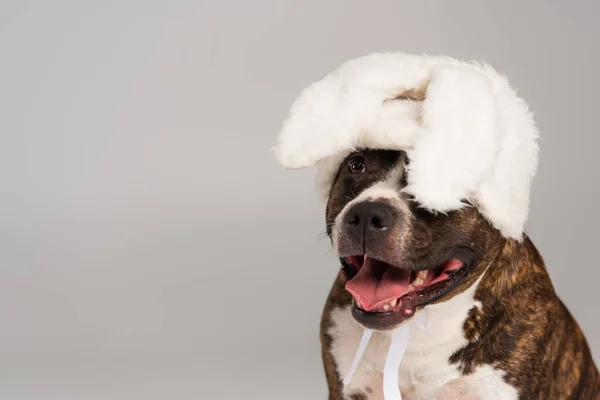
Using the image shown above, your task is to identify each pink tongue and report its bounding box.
[345,257,411,311]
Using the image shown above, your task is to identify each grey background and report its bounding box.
[0,1,598,399]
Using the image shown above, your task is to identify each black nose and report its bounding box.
[343,201,396,237]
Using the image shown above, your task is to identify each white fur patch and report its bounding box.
[327,279,518,399]
[272,53,539,240]
[331,162,409,255]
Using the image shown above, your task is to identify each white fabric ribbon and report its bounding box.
[343,309,430,400]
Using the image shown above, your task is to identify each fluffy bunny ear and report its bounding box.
[271,54,435,169]
[402,65,501,212]
[408,63,539,240]
[473,80,539,240]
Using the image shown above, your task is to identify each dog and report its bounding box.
[272,53,600,399]
[320,149,600,399]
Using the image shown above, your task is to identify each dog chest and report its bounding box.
[326,287,519,399]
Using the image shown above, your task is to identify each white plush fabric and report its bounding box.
[272,53,539,240]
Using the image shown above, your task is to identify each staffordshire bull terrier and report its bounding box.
[273,53,600,399]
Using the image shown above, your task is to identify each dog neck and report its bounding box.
[386,236,555,355]
[477,236,554,304]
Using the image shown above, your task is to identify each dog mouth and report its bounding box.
[341,254,470,329]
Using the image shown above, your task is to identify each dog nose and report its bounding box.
[344,201,396,236]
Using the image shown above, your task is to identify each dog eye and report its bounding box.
[348,156,366,174]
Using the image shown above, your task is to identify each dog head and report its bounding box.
[273,53,539,330]
[326,149,504,330]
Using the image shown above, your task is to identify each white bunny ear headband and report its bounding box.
[272,53,540,240]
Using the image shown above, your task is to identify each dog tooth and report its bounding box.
[413,277,424,286]
[408,284,415,292]
[390,299,398,307]
[418,270,428,279]
[383,304,390,311]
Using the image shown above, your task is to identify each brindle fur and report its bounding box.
[320,150,600,399]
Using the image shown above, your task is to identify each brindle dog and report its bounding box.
[320,149,599,399]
